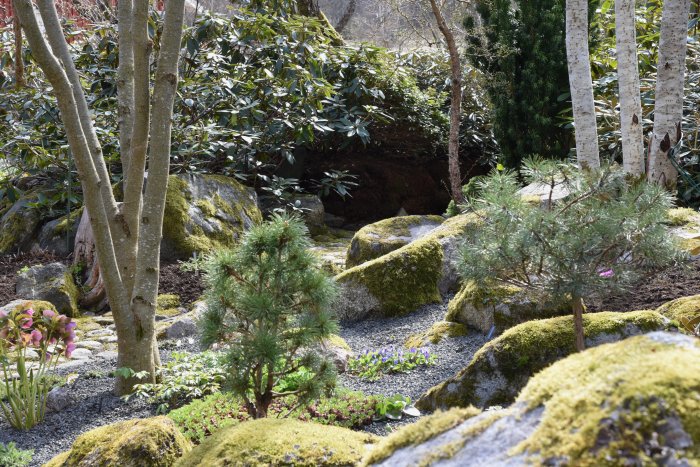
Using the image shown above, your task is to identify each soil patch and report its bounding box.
[158,261,205,307]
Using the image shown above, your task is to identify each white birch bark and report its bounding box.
[647,0,690,188]
[615,0,645,176]
[566,0,600,169]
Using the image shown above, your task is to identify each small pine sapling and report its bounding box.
[458,158,685,351]
[200,214,338,418]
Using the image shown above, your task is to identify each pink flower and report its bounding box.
[25,309,34,316]
[30,330,43,346]
[66,322,77,331]
[20,318,33,329]
[0,310,7,319]
[42,310,56,318]
[65,342,76,358]
[599,269,614,278]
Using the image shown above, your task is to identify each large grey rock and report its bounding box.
[0,198,42,254]
[162,174,263,260]
[164,317,198,339]
[46,386,73,412]
[15,263,79,316]
[35,209,82,257]
[368,332,700,466]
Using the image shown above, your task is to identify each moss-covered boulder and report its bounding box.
[368,332,700,466]
[404,321,469,348]
[0,198,42,254]
[445,281,569,334]
[176,418,377,466]
[35,208,84,257]
[416,310,671,412]
[156,294,183,319]
[656,294,700,326]
[333,214,479,320]
[15,263,79,317]
[0,299,57,316]
[310,233,353,276]
[667,207,700,227]
[162,174,262,260]
[346,215,444,268]
[44,417,191,467]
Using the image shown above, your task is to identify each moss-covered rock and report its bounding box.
[0,198,42,254]
[369,332,700,466]
[175,418,377,466]
[445,280,569,334]
[36,207,84,257]
[156,294,183,318]
[44,417,191,467]
[162,174,262,260]
[346,215,444,268]
[333,214,480,321]
[310,234,353,276]
[416,310,671,412]
[15,263,80,317]
[667,207,700,226]
[656,294,700,326]
[0,299,57,316]
[404,321,469,348]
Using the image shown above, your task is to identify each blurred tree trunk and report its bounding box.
[616,0,644,176]
[647,0,691,188]
[565,0,600,169]
[297,0,319,16]
[12,13,24,88]
[429,0,464,204]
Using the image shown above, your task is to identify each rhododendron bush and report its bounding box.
[0,304,76,429]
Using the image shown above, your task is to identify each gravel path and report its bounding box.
[0,340,201,467]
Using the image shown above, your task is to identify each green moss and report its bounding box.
[516,334,700,465]
[0,208,30,253]
[405,321,469,348]
[363,407,481,466]
[157,294,181,310]
[680,237,700,255]
[4,300,57,315]
[337,236,444,317]
[54,207,84,235]
[176,418,377,467]
[73,316,101,333]
[58,271,80,317]
[195,200,216,218]
[667,207,700,227]
[417,310,670,411]
[45,417,191,467]
[346,215,444,268]
[656,294,700,325]
[326,334,351,351]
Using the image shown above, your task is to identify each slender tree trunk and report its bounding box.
[647,0,691,188]
[572,295,585,351]
[616,0,644,176]
[429,0,464,204]
[566,0,600,169]
[12,13,24,88]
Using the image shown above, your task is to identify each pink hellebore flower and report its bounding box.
[30,330,43,346]
[599,269,614,278]
[0,310,7,319]
[42,309,56,318]
[20,317,33,329]
[25,309,34,316]
[65,342,77,358]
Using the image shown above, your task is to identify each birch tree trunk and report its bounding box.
[13,0,186,395]
[647,0,691,188]
[616,0,645,176]
[566,0,600,169]
[429,0,464,204]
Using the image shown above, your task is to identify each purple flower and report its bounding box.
[30,330,42,346]
[599,269,614,278]
[25,309,34,316]
[42,309,56,318]
[0,310,7,319]
[65,342,76,358]
[66,322,77,331]
[20,318,33,329]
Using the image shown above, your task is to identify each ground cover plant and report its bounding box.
[0,442,32,467]
[458,158,685,350]
[348,346,437,381]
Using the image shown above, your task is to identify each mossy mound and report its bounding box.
[445,280,569,334]
[369,332,700,466]
[416,310,671,412]
[334,214,480,321]
[667,207,700,227]
[310,235,352,276]
[363,407,481,466]
[157,294,183,318]
[405,321,469,348]
[175,418,377,467]
[346,215,444,268]
[162,174,262,260]
[44,417,191,467]
[656,294,700,326]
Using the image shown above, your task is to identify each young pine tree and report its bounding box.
[458,159,685,351]
[200,214,338,418]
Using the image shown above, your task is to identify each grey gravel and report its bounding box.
[0,339,202,467]
[338,296,488,436]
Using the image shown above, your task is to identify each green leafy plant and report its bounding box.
[0,305,76,430]
[374,394,419,421]
[200,214,338,418]
[0,442,33,467]
[348,346,437,381]
[125,351,227,413]
[458,159,685,351]
[310,170,359,200]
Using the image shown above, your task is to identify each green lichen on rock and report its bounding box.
[335,237,443,320]
[176,418,377,467]
[362,407,481,466]
[54,207,84,235]
[373,332,700,466]
[346,215,444,268]
[416,310,671,411]
[44,417,191,467]
[162,174,262,259]
[405,321,469,348]
[0,198,41,254]
[667,207,700,227]
[655,294,700,326]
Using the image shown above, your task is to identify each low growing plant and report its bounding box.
[0,442,33,467]
[348,346,437,381]
[0,305,76,430]
[374,394,420,421]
